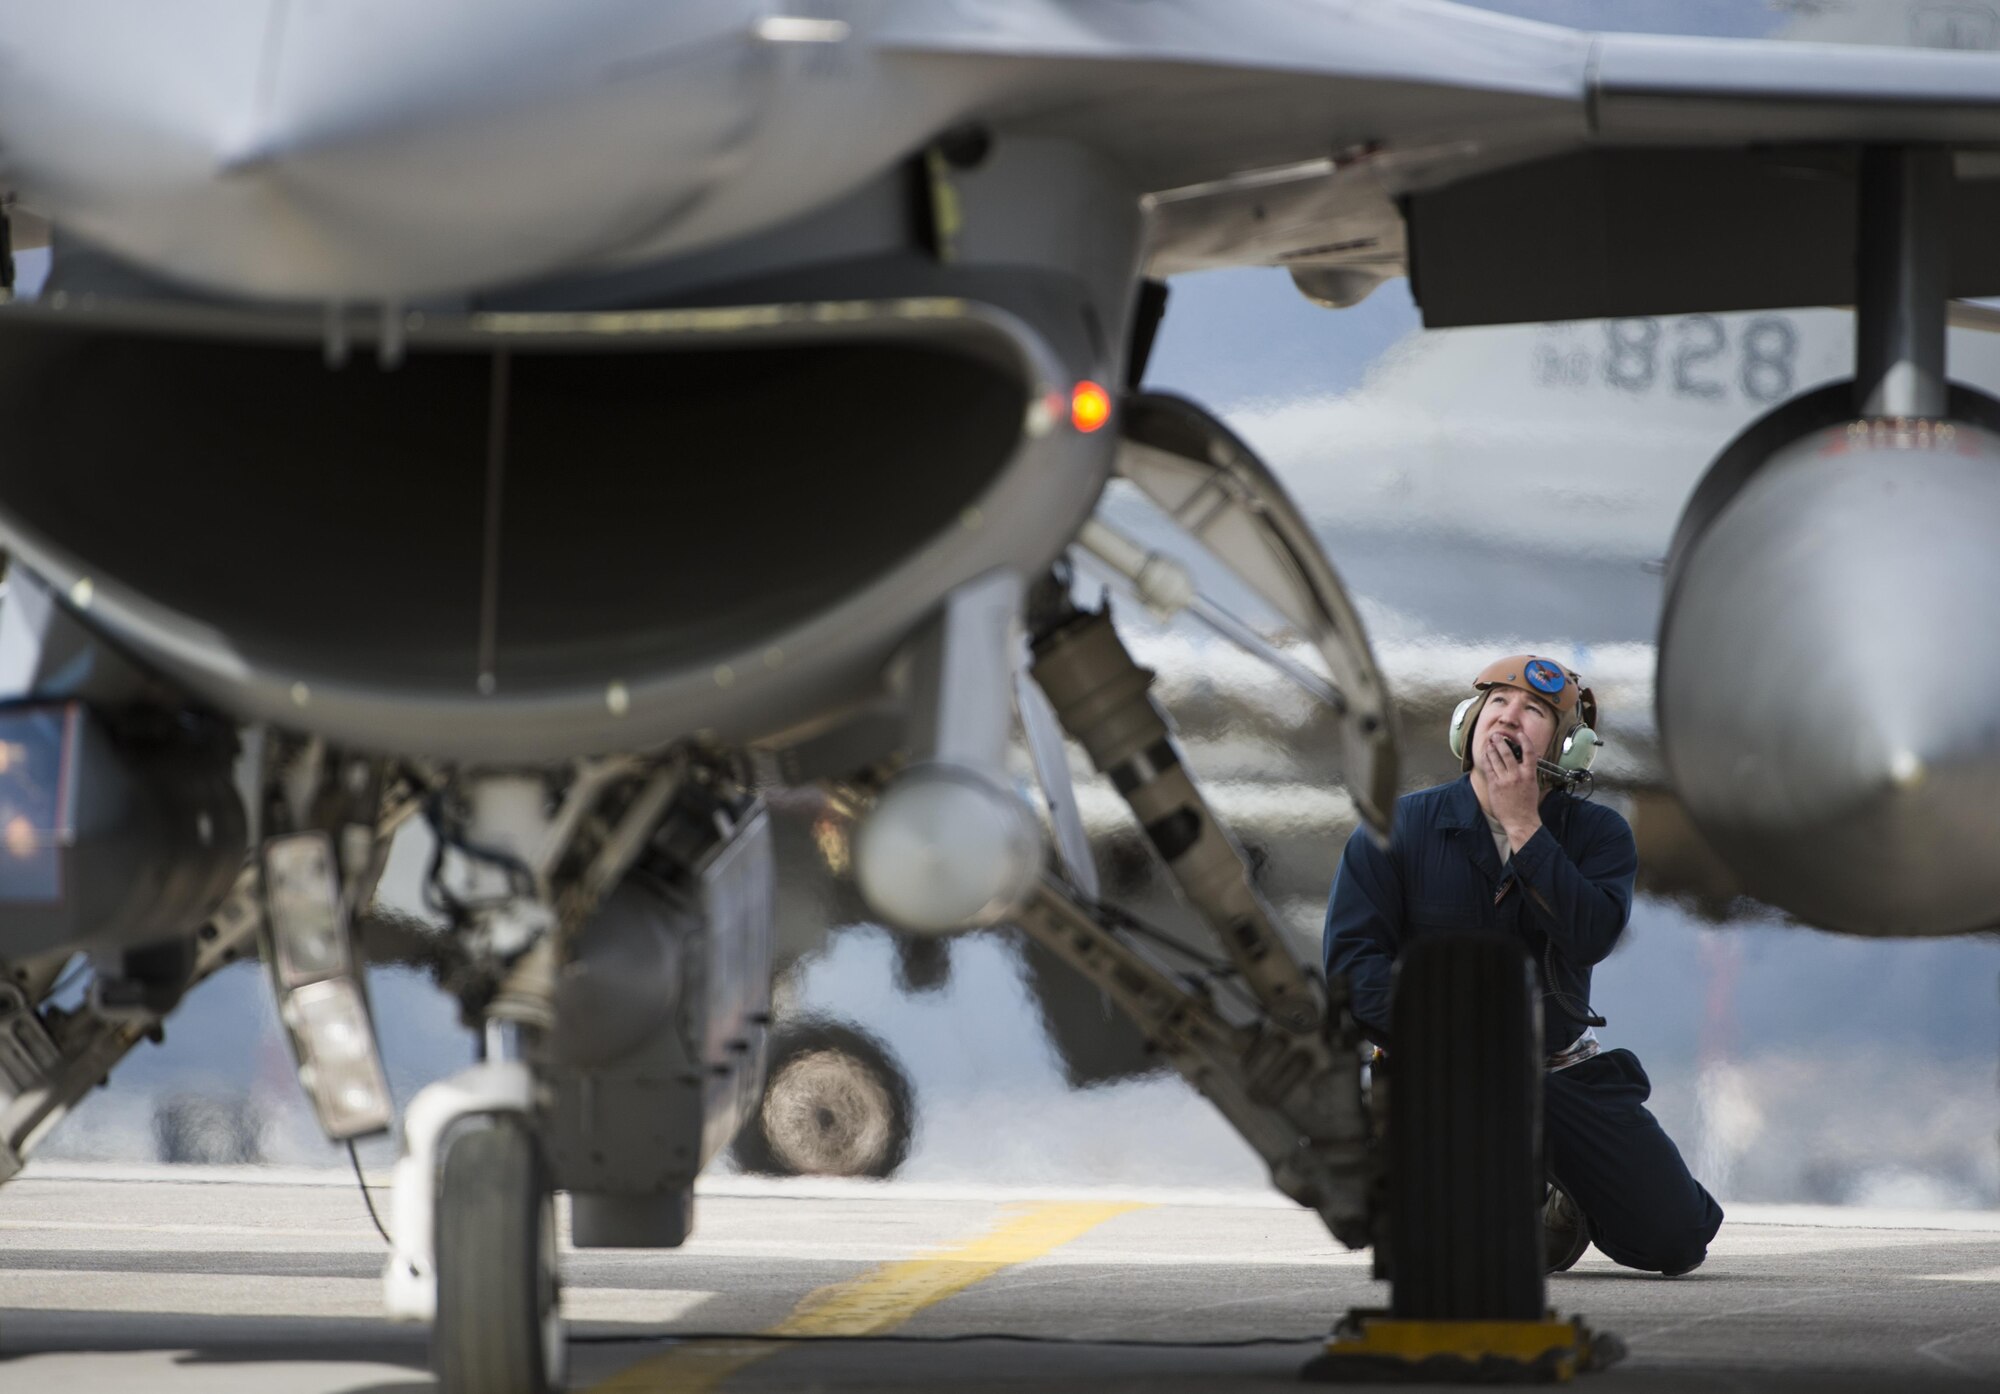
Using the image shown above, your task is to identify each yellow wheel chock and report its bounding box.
[1301,1309,1627,1383]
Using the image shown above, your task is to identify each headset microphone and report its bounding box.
[1536,757,1593,791]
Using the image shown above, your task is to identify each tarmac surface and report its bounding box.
[3,1164,1998,1392]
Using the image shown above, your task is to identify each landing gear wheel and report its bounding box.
[731,1019,914,1178]
[153,1093,263,1165]
[1386,931,1546,1320]
[433,1116,564,1394]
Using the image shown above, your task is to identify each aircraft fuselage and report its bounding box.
[0,1,983,302]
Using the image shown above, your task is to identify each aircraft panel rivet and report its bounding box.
[606,681,630,716]
[714,664,736,688]
[68,577,93,610]
[763,647,785,670]
[290,682,311,707]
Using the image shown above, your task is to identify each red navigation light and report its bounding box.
[1071,380,1112,433]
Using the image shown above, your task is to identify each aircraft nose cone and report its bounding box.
[0,1,773,299]
[1659,417,2000,935]
[0,6,268,195]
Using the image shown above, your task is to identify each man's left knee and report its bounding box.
[1597,1231,1710,1276]
[1645,1197,1723,1276]
[1593,1193,1721,1276]
[1656,1245,1708,1277]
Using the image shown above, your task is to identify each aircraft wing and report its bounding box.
[881,1,2000,318]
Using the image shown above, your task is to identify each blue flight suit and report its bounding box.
[1323,774,1722,1275]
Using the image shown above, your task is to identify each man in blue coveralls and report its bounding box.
[1324,654,1722,1276]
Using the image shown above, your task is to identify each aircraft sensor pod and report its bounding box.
[851,763,1042,933]
[1659,383,2000,936]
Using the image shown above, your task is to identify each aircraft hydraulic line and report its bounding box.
[1028,598,1326,1034]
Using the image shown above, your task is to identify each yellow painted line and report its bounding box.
[590,1200,1146,1393]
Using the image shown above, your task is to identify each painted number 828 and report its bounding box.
[1533,314,1797,404]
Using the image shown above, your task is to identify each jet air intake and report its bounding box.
[0,291,1110,762]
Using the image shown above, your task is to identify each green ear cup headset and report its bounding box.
[1447,696,1480,763]
[1447,655,1602,789]
[1553,720,1602,776]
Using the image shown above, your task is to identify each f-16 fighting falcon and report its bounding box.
[3,1,2000,1387]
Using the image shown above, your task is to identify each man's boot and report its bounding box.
[1545,1180,1590,1273]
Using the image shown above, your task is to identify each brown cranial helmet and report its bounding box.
[1449,654,1599,775]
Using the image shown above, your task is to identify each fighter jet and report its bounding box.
[3,0,2000,1386]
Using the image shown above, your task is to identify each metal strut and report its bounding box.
[1,867,264,1181]
[1015,876,1373,1242]
[1029,598,1325,1033]
[1024,593,1373,1243]
[1856,146,1949,419]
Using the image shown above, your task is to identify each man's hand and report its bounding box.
[1478,731,1543,851]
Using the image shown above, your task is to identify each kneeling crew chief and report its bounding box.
[1323,654,1723,1276]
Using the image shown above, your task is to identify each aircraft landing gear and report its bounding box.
[0,869,264,1183]
[434,1115,565,1394]
[378,755,774,1394]
[1017,593,1375,1244]
[379,775,589,1394]
[731,1018,914,1179]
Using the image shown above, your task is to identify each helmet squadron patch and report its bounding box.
[1523,658,1567,696]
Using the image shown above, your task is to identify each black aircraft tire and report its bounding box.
[433,1117,563,1394]
[153,1093,263,1165]
[1387,931,1546,1321]
[732,1019,914,1179]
